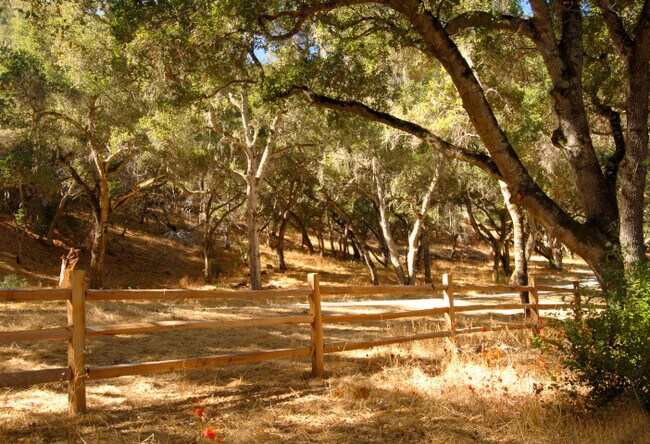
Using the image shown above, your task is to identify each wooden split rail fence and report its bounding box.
[0,271,588,415]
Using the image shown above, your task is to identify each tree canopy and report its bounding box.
[0,0,648,288]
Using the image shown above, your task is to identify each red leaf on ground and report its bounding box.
[203,428,216,440]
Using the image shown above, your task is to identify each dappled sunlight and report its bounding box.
[1,219,642,443]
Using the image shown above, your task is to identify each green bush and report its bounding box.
[0,274,27,289]
[558,263,650,409]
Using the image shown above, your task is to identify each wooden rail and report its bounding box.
[0,288,70,302]
[86,287,312,301]
[0,326,71,344]
[87,347,313,380]
[85,315,313,337]
[0,270,592,415]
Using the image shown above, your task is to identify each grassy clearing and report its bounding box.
[0,225,648,443]
[1,328,649,443]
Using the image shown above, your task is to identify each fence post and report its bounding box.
[573,281,581,321]
[442,274,456,350]
[529,277,540,328]
[308,273,324,376]
[67,270,87,414]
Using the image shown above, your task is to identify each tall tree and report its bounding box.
[1,2,162,287]
[256,0,650,284]
[207,88,284,290]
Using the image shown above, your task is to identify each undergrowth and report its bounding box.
[557,262,650,409]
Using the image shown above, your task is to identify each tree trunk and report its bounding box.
[492,245,501,283]
[275,215,289,271]
[341,225,349,259]
[406,163,441,284]
[359,241,380,285]
[500,239,511,276]
[525,218,539,261]
[373,157,407,284]
[203,249,213,283]
[349,233,362,260]
[290,212,314,254]
[422,228,432,284]
[406,223,421,285]
[619,48,650,268]
[89,208,109,289]
[202,200,213,283]
[327,211,336,256]
[498,209,511,276]
[15,182,26,266]
[450,233,459,259]
[88,165,111,289]
[45,191,72,244]
[552,237,563,271]
[246,179,262,290]
[500,181,528,304]
[317,213,325,256]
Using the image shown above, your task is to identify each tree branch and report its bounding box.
[106,149,137,176]
[346,181,378,203]
[285,86,503,179]
[207,103,254,159]
[594,0,634,60]
[590,92,626,188]
[57,152,99,213]
[255,108,284,181]
[445,11,534,40]
[209,197,246,236]
[111,176,165,213]
[203,79,254,100]
[258,0,373,41]
[39,111,88,136]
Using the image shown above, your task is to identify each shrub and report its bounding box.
[0,274,27,289]
[558,263,650,408]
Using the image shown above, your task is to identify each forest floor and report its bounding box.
[0,217,648,443]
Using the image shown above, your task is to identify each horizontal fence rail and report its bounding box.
[0,270,597,415]
[85,315,314,337]
[85,287,312,301]
[0,288,71,302]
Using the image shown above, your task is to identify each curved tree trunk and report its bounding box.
[281,2,621,283]
[317,212,325,256]
[45,191,73,244]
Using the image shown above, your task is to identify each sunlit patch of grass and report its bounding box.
[1,329,649,443]
[2,228,648,443]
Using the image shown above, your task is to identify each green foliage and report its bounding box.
[0,274,27,289]
[558,263,650,409]
[14,206,25,228]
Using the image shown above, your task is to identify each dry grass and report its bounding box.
[1,327,649,443]
[0,223,649,443]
